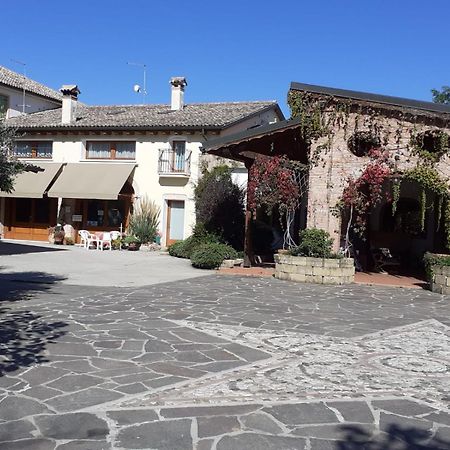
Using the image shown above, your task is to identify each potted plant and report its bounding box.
[53,225,65,245]
[64,237,75,245]
[123,235,141,251]
[47,226,55,244]
[274,228,355,285]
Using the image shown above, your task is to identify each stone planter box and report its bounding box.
[274,254,355,285]
[430,265,450,295]
[220,258,244,269]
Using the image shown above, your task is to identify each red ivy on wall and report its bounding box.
[341,149,393,236]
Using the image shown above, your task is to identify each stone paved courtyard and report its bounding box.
[0,272,449,449]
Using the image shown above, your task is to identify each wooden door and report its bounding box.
[3,197,57,241]
[166,200,185,245]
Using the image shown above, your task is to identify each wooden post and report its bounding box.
[244,160,253,267]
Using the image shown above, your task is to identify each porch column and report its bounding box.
[243,160,253,267]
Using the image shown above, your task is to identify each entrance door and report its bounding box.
[4,197,57,241]
[166,200,185,245]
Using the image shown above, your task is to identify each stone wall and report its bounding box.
[431,265,450,295]
[274,254,355,285]
[306,113,450,252]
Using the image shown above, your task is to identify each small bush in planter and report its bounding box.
[123,235,141,251]
[64,237,75,245]
[190,243,238,269]
[423,252,450,281]
[290,228,333,258]
[111,238,122,250]
[53,225,65,245]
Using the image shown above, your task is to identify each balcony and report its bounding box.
[158,148,191,176]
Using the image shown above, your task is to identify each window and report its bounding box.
[86,199,125,227]
[172,141,186,171]
[0,94,8,118]
[14,141,53,158]
[347,131,381,157]
[86,141,136,159]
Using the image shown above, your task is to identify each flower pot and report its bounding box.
[127,242,141,251]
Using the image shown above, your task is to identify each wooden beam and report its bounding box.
[243,160,254,268]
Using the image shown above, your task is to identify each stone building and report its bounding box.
[205,82,450,270]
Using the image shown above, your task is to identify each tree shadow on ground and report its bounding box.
[0,241,66,256]
[0,270,68,376]
[337,424,450,449]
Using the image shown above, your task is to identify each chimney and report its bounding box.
[60,85,80,124]
[170,77,187,110]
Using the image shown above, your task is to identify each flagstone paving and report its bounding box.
[0,274,449,449]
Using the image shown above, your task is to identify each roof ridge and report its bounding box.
[0,64,62,102]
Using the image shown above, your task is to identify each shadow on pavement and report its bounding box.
[0,270,68,375]
[0,241,66,256]
[337,423,450,449]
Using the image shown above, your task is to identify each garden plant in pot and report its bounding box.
[275,228,355,285]
[123,235,141,251]
[128,196,160,249]
[52,225,65,245]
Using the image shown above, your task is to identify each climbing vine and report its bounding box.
[248,155,308,248]
[288,89,450,250]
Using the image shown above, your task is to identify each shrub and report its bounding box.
[190,243,238,269]
[168,241,185,257]
[290,228,333,258]
[423,252,450,281]
[129,197,160,244]
[168,224,221,259]
[123,235,140,244]
[64,237,74,245]
[194,165,245,250]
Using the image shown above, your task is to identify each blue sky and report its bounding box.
[3,0,449,116]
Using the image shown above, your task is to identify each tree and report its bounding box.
[431,86,450,105]
[0,121,25,192]
[248,155,307,249]
[194,165,245,250]
[0,121,41,193]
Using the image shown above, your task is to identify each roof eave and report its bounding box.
[0,82,62,104]
[289,81,450,117]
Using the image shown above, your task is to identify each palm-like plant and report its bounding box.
[129,197,160,244]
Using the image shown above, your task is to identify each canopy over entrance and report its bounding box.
[48,163,136,200]
[203,117,308,165]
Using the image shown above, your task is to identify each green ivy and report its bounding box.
[410,129,450,163]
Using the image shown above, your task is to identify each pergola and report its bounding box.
[202,117,309,266]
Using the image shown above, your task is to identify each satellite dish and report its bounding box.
[133,84,141,93]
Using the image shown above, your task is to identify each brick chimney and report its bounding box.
[60,85,80,124]
[170,77,187,111]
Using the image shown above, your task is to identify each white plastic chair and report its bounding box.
[78,230,90,249]
[110,231,121,240]
[79,230,98,250]
[99,232,112,251]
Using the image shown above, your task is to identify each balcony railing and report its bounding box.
[158,149,191,176]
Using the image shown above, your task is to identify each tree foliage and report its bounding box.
[194,165,245,250]
[0,121,25,193]
[431,86,450,105]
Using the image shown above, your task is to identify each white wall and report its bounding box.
[0,85,60,118]
[4,105,281,245]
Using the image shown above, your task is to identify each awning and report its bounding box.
[0,162,63,198]
[47,163,136,200]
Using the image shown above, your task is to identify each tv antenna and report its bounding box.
[127,62,147,104]
[11,59,30,114]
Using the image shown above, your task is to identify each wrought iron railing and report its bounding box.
[158,148,191,175]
